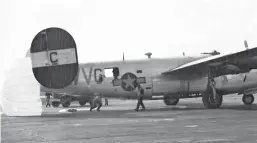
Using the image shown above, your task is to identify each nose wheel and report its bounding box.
[242,94,254,105]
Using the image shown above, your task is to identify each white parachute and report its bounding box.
[1,57,42,116]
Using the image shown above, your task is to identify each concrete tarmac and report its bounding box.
[1,95,257,143]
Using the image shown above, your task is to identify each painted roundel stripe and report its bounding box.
[113,72,146,92]
[137,77,146,84]
[31,48,77,68]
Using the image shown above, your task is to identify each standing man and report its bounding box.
[135,85,145,111]
[105,98,108,106]
[90,93,103,111]
[45,92,51,107]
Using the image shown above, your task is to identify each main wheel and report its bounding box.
[242,94,254,105]
[163,95,179,105]
[62,101,71,108]
[51,101,61,107]
[79,101,87,106]
[61,95,71,108]
[202,86,223,109]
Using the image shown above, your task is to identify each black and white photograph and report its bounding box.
[1,0,257,142]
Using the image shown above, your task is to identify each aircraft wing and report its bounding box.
[162,47,257,78]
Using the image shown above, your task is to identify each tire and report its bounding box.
[79,101,87,106]
[242,94,254,105]
[217,95,223,108]
[163,95,179,105]
[51,101,61,107]
[62,101,71,108]
[202,86,223,109]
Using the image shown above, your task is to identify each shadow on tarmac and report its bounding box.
[2,103,256,119]
[34,103,257,119]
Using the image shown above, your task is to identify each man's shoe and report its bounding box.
[134,109,138,111]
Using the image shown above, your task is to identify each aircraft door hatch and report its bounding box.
[136,70,153,99]
[180,80,189,96]
[97,67,121,97]
[141,76,153,99]
[104,67,120,79]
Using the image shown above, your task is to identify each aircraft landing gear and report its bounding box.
[61,95,71,108]
[202,88,223,109]
[79,101,87,106]
[51,101,61,107]
[242,94,254,105]
[163,95,179,105]
[202,69,223,109]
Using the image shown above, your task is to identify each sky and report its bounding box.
[1,0,257,88]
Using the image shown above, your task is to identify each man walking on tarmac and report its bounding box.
[45,92,51,108]
[105,98,108,106]
[135,84,145,111]
[90,93,103,111]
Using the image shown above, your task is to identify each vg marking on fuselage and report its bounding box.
[81,67,93,85]
[72,67,104,85]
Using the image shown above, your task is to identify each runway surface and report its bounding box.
[1,95,257,143]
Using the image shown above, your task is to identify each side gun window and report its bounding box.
[104,67,120,79]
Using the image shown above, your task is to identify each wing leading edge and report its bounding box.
[162,47,257,78]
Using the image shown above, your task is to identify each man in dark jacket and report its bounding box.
[135,85,145,111]
[105,98,108,106]
[45,92,51,107]
[90,93,103,111]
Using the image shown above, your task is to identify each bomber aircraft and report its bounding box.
[34,43,257,109]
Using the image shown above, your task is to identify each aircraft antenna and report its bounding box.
[244,40,248,50]
[41,30,50,63]
[145,52,152,59]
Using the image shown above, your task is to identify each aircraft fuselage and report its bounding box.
[41,56,257,101]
